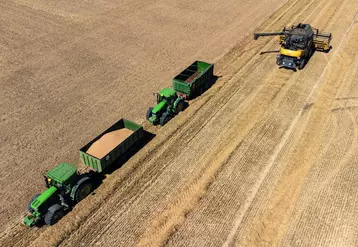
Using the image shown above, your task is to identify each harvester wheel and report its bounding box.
[308,47,314,58]
[159,113,170,126]
[44,204,64,225]
[27,194,40,213]
[73,177,94,203]
[146,107,153,120]
[298,57,306,70]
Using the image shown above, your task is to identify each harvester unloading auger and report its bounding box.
[254,23,332,70]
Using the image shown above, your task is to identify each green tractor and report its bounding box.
[24,163,94,227]
[146,88,185,126]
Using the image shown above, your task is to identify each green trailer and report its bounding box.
[172,61,214,99]
[24,118,144,227]
[80,118,144,172]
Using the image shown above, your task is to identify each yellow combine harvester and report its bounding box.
[254,23,332,70]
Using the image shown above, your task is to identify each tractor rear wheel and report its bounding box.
[44,204,65,225]
[28,194,40,213]
[175,100,185,114]
[146,107,153,120]
[159,113,170,126]
[73,176,94,203]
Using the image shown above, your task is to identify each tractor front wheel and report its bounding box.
[146,107,153,120]
[44,204,65,225]
[28,194,40,213]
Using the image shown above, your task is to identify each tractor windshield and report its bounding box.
[159,88,177,101]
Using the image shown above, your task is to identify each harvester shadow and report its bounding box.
[304,46,332,68]
[324,45,333,53]
[303,49,316,68]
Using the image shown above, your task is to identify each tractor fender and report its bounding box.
[173,98,184,110]
[70,176,91,201]
[48,203,63,214]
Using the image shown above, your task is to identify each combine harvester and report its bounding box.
[24,119,144,227]
[254,23,332,70]
[146,61,214,126]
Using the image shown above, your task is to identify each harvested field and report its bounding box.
[1,0,358,246]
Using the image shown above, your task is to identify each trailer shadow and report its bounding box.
[192,75,220,99]
[99,130,156,176]
[88,130,155,193]
[209,75,220,87]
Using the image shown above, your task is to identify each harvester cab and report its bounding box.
[24,163,94,227]
[146,88,185,126]
[254,23,332,70]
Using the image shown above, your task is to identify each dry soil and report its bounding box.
[1,0,358,246]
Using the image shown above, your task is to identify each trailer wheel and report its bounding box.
[28,194,40,213]
[44,204,64,225]
[159,113,170,126]
[73,177,94,203]
[146,107,153,120]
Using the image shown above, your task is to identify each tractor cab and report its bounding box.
[44,163,78,189]
[156,88,178,104]
[147,87,185,126]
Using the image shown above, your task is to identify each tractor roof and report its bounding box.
[159,88,176,98]
[47,163,77,183]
